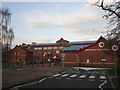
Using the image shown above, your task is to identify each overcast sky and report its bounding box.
[2,0,115,47]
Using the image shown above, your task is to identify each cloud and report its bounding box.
[4,0,116,2]
[25,2,108,42]
[37,38,52,43]
[26,3,103,29]
[13,36,31,45]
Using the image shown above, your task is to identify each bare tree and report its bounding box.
[93,0,120,84]
[93,0,120,40]
[0,8,14,58]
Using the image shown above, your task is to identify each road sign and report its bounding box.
[56,50,59,54]
[112,44,119,52]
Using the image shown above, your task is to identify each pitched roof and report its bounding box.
[68,41,96,45]
[62,45,89,51]
[62,36,107,51]
[21,40,96,47]
[21,48,33,53]
[56,38,69,43]
[77,36,107,51]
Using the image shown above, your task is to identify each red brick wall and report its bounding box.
[64,51,78,65]
[7,46,27,63]
[63,37,115,66]
[79,37,115,66]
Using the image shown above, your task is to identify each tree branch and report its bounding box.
[99,0,120,18]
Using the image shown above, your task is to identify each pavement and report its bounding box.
[2,65,68,89]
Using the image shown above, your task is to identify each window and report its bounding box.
[34,47,38,50]
[48,47,52,49]
[43,47,47,50]
[38,47,42,50]
[53,47,57,49]
[59,46,63,49]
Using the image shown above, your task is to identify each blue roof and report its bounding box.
[21,41,96,47]
[62,45,89,51]
[22,43,59,47]
[34,43,58,46]
[68,41,96,45]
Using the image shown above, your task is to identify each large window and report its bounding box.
[59,46,63,49]
[53,47,57,49]
[38,47,42,50]
[43,47,47,50]
[48,47,52,50]
[34,47,38,50]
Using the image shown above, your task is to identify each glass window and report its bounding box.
[34,47,38,50]
[59,46,63,49]
[53,47,57,49]
[43,47,47,50]
[38,47,42,50]
[48,47,52,49]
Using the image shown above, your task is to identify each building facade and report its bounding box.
[4,45,33,64]
[63,36,115,66]
[4,36,115,66]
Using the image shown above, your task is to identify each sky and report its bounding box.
[2,0,115,47]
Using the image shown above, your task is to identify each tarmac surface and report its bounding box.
[10,67,114,89]
[2,65,67,89]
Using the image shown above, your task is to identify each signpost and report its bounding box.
[61,53,65,68]
[56,50,59,54]
[112,45,119,52]
[75,54,79,65]
[112,44,119,78]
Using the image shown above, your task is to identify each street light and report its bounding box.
[112,44,119,78]
[61,51,65,68]
[75,54,79,66]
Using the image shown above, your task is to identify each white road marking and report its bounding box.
[72,67,111,71]
[101,72,106,75]
[69,74,77,78]
[38,78,46,83]
[12,78,46,89]
[89,75,95,79]
[100,76,106,79]
[79,75,86,79]
[53,74,61,77]
[61,74,69,77]
[12,82,38,89]
[48,77,52,78]
[88,79,95,81]
[99,80,107,90]
[16,69,22,71]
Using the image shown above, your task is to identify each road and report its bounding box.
[12,67,113,89]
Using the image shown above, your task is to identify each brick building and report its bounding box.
[4,36,115,66]
[63,36,115,66]
[4,45,33,64]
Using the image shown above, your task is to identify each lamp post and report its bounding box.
[114,52,117,78]
[61,51,65,68]
[76,54,79,66]
[112,44,119,78]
